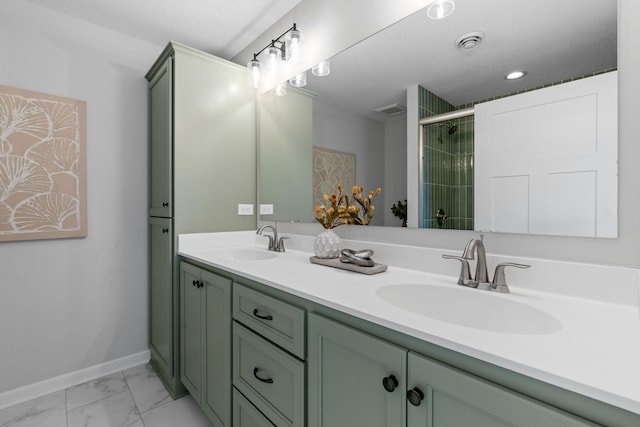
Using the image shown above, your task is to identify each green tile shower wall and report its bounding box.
[420,87,473,230]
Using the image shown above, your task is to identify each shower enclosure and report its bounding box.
[419,107,475,230]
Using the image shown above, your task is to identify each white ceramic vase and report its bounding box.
[314,228,342,259]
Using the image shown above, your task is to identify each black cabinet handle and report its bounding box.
[253,367,274,384]
[162,202,169,207]
[162,228,169,233]
[252,308,273,321]
[407,388,424,406]
[192,280,197,287]
[197,280,204,288]
[382,375,399,392]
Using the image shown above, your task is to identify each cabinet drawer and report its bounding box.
[233,323,305,427]
[233,388,275,427]
[233,283,305,358]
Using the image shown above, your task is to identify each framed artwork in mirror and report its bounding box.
[313,146,355,207]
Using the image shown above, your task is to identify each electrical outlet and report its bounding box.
[260,204,274,215]
[237,204,254,215]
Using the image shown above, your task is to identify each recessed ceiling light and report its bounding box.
[427,0,456,20]
[505,71,526,80]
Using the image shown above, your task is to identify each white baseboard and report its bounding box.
[0,350,150,411]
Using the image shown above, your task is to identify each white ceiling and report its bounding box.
[24,0,303,59]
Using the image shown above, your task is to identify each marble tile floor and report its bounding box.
[0,363,213,427]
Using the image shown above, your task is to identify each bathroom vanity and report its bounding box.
[177,231,640,427]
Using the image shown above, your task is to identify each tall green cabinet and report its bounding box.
[146,42,256,398]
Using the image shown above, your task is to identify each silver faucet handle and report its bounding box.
[276,236,289,252]
[491,262,531,292]
[442,255,474,287]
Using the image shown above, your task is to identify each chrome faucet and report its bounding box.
[256,224,288,252]
[443,235,530,293]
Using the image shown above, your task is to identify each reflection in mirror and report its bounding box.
[258,0,617,236]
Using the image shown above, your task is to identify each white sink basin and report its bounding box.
[377,284,562,335]
[224,249,278,261]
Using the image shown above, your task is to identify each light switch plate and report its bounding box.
[237,204,254,215]
[260,204,274,215]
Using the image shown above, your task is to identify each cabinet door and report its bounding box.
[202,269,232,427]
[308,313,407,427]
[407,352,597,427]
[148,58,172,218]
[180,262,202,400]
[149,217,173,379]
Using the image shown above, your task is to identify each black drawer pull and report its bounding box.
[162,202,169,207]
[253,367,274,384]
[162,228,169,233]
[192,280,197,287]
[252,308,273,321]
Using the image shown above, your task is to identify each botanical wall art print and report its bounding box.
[312,146,355,207]
[0,85,87,242]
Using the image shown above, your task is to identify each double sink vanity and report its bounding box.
[176,230,640,427]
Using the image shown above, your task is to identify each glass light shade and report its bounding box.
[287,28,301,63]
[268,44,281,71]
[312,60,331,77]
[247,58,261,88]
[289,71,307,88]
[427,0,455,19]
[274,82,287,96]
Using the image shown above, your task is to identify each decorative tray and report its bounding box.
[309,256,388,275]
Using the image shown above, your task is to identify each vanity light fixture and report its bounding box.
[246,23,302,89]
[427,0,456,20]
[505,71,526,80]
[312,59,331,76]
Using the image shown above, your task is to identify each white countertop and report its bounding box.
[178,231,640,415]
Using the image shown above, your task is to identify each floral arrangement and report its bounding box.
[313,184,382,228]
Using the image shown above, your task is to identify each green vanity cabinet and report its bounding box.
[232,283,306,427]
[406,352,596,427]
[180,262,232,427]
[307,313,407,427]
[146,41,256,398]
[177,262,639,427]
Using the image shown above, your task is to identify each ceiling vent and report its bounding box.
[374,103,406,116]
[456,31,484,50]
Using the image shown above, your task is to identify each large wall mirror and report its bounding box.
[258,0,617,237]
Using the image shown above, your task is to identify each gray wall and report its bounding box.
[0,1,162,394]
